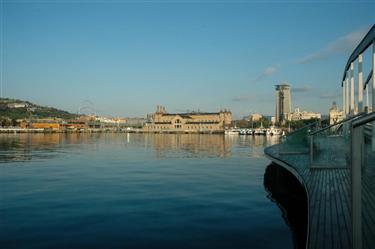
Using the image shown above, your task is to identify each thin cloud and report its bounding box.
[319,93,341,100]
[231,96,254,102]
[292,85,312,93]
[298,26,370,64]
[252,66,278,82]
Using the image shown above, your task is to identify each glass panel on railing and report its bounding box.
[279,123,319,154]
[362,122,375,249]
[310,121,349,168]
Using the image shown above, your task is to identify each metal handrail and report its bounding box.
[352,112,375,128]
[341,25,375,84]
[350,111,375,249]
[364,69,373,90]
[310,112,366,136]
[282,120,320,140]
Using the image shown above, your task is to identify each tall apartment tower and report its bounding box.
[275,83,291,123]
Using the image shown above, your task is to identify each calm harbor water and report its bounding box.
[0,133,293,249]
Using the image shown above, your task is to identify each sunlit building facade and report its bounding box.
[328,102,345,125]
[144,106,232,133]
[286,107,321,121]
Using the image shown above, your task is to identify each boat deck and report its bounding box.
[264,143,375,249]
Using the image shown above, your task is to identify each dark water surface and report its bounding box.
[0,133,293,249]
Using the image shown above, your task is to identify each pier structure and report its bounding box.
[265,25,375,249]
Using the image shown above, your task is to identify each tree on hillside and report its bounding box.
[0,118,12,127]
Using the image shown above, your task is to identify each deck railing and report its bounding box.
[278,121,320,155]
[341,25,375,151]
[309,112,366,169]
[351,112,375,249]
[340,24,375,249]
[272,24,375,249]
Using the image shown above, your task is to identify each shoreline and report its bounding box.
[0,128,227,134]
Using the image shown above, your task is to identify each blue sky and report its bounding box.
[1,1,374,118]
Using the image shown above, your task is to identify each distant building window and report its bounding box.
[174,119,182,129]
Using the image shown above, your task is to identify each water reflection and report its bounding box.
[263,163,308,249]
[0,133,281,163]
[146,134,232,158]
[0,133,100,163]
[0,134,292,249]
[129,134,280,160]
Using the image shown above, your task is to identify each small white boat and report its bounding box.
[266,129,271,136]
[254,122,267,135]
[254,128,266,135]
[225,129,240,135]
[268,126,282,136]
[239,129,247,135]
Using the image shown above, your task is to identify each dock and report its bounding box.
[264,24,375,249]
[264,117,375,249]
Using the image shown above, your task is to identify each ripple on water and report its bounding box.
[0,133,292,249]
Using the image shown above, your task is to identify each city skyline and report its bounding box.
[1,1,374,118]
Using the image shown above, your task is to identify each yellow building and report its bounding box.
[144,106,232,133]
[31,122,61,130]
[23,118,63,131]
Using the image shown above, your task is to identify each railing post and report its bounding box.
[372,40,375,151]
[351,62,355,114]
[310,135,313,168]
[358,54,363,112]
[346,72,350,115]
[351,124,363,249]
[365,85,369,112]
[343,74,350,137]
[343,81,346,117]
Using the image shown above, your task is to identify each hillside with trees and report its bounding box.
[0,98,78,123]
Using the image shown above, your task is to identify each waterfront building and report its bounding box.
[31,122,61,131]
[122,117,147,128]
[64,121,89,130]
[144,106,232,132]
[18,118,62,130]
[19,117,88,131]
[271,117,276,125]
[95,116,117,125]
[91,116,146,128]
[328,102,345,125]
[249,113,262,122]
[275,83,291,123]
[286,107,321,121]
[7,102,28,109]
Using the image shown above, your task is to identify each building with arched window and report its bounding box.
[144,106,232,133]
